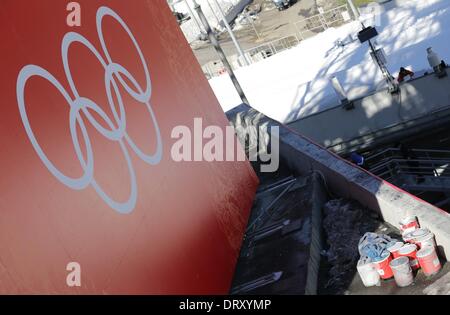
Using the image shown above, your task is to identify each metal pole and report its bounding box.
[368,39,399,93]
[167,0,175,11]
[347,0,360,19]
[210,0,251,66]
[183,0,204,36]
[192,0,249,105]
[205,0,221,26]
[244,10,261,41]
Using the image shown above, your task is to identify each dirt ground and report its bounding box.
[191,0,326,67]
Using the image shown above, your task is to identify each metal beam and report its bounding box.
[192,0,249,105]
[210,0,251,66]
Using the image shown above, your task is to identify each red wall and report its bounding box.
[0,0,258,294]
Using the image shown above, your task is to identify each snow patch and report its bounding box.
[211,0,450,123]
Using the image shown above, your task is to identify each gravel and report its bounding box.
[321,198,383,294]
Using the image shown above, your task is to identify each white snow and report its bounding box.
[209,0,450,123]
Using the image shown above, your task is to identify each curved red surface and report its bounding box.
[0,0,258,294]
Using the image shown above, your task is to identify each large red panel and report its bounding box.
[0,0,258,294]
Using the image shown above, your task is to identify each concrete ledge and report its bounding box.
[305,173,327,295]
[227,104,450,260]
[287,70,450,155]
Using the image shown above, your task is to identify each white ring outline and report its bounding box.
[16,6,162,214]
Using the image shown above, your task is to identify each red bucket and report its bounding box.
[399,216,419,235]
[398,244,420,270]
[403,231,415,244]
[410,228,431,243]
[403,228,430,245]
[373,253,394,280]
[415,232,436,250]
[387,242,404,259]
[417,246,441,277]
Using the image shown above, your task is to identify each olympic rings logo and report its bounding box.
[16,7,163,214]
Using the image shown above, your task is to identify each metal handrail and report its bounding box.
[366,147,450,162]
[245,34,300,59]
[294,4,351,39]
[371,158,450,168]
[367,147,450,188]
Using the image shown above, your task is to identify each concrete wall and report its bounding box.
[288,70,450,155]
[228,104,450,259]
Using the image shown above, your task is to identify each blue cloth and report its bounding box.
[359,232,397,261]
[350,152,365,166]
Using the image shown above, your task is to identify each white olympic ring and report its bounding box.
[16,6,163,214]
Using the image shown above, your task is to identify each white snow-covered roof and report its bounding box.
[211,0,450,123]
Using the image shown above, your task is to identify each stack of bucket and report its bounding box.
[357,216,442,288]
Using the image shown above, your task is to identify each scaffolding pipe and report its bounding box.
[205,0,221,26]
[183,0,204,36]
[192,0,249,105]
[210,0,251,66]
[347,0,360,19]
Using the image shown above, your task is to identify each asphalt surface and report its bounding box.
[192,0,318,67]
[189,0,403,68]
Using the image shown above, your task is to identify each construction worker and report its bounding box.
[397,67,415,83]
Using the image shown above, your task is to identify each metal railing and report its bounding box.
[294,4,353,40]
[202,4,356,78]
[245,34,301,63]
[203,34,301,78]
[367,148,450,193]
